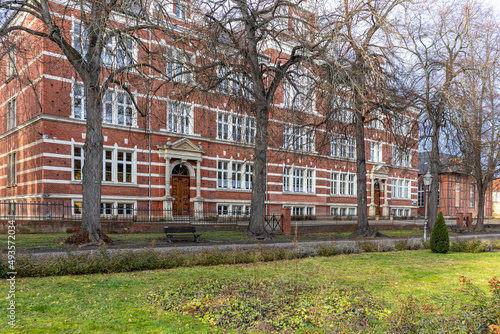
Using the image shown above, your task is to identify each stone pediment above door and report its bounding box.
[157,138,206,161]
[371,164,390,180]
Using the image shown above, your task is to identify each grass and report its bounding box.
[1,229,426,250]
[2,250,498,333]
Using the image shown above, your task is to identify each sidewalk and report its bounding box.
[29,231,500,257]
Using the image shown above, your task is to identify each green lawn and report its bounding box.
[1,250,498,333]
[1,229,424,250]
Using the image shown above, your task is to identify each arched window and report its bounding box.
[172,164,189,176]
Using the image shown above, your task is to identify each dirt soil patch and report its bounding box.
[65,229,114,245]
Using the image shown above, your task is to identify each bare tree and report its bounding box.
[402,0,474,229]
[322,0,411,236]
[0,0,164,243]
[449,7,500,230]
[182,0,331,238]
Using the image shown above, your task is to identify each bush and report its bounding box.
[430,211,449,253]
[395,238,423,251]
[356,240,379,252]
[317,243,341,256]
[450,238,490,253]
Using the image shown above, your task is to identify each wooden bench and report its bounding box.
[163,226,201,243]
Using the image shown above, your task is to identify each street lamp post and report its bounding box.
[423,172,433,242]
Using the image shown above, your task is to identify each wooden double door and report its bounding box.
[171,176,190,214]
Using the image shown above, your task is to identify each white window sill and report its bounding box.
[282,191,316,195]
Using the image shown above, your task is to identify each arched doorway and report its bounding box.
[374,181,381,215]
[171,164,190,215]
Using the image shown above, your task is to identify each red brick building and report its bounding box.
[417,153,493,219]
[1,1,418,220]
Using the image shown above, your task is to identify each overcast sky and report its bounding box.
[489,0,500,11]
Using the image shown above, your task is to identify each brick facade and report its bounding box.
[1,2,418,221]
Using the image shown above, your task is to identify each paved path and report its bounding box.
[28,233,500,258]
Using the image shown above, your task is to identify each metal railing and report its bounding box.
[265,214,283,232]
[0,201,250,225]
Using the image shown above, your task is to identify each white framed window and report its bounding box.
[75,200,135,216]
[217,113,229,140]
[72,22,135,67]
[217,112,255,144]
[175,0,187,19]
[292,207,314,216]
[370,110,384,130]
[7,152,16,187]
[217,161,229,188]
[392,208,410,217]
[283,125,314,152]
[73,201,83,215]
[331,135,355,159]
[330,206,356,216]
[72,23,88,58]
[283,68,314,112]
[370,142,382,162]
[330,207,338,216]
[392,178,410,199]
[217,160,253,190]
[392,147,411,168]
[393,114,412,137]
[245,118,255,144]
[218,66,229,93]
[103,36,135,68]
[73,145,135,184]
[283,167,291,192]
[6,98,16,131]
[6,48,16,79]
[331,172,356,196]
[245,164,253,189]
[103,149,113,181]
[101,202,114,215]
[456,184,460,207]
[330,97,354,123]
[292,207,304,216]
[72,85,86,120]
[104,91,135,126]
[117,151,133,183]
[166,49,192,84]
[73,146,84,180]
[293,168,304,192]
[217,204,251,216]
[167,102,192,134]
[232,115,243,142]
[217,204,229,216]
[232,163,243,189]
[283,166,314,193]
[306,170,314,193]
[73,84,136,126]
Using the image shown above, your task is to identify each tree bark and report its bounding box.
[475,182,486,231]
[247,104,271,238]
[427,125,440,230]
[351,110,377,237]
[81,82,103,244]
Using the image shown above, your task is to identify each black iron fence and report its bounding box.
[0,201,252,225]
[264,214,283,232]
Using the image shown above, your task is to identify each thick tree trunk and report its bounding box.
[475,183,486,231]
[427,127,440,230]
[81,82,103,243]
[351,111,377,237]
[247,105,271,238]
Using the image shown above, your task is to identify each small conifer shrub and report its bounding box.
[430,211,449,253]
